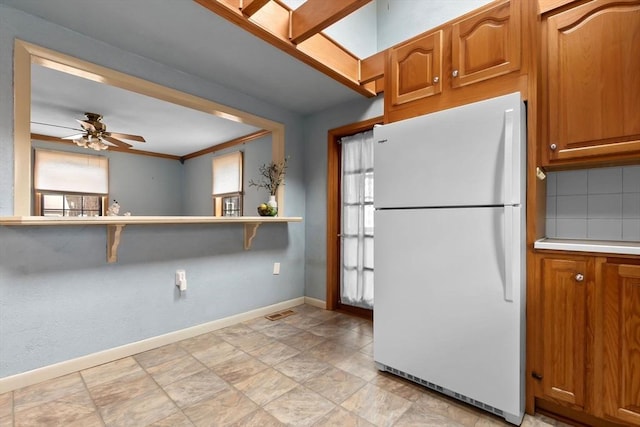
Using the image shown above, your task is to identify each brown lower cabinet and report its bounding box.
[531,252,640,426]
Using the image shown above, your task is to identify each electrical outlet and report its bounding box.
[273,262,280,275]
[176,269,187,291]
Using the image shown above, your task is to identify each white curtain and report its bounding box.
[341,130,374,309]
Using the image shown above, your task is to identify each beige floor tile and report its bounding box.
[13,373,87,413]
[64,411,105,427]
[359,342,373,357]
[413,392,481,427]
[146,354,206,387]
[135,343,188,370]
[190,341,244,368]
[291,304,323,315]
[148,411,195,426]
[369,373,424,402]
[99,388,177,427]
[393,403,466,427]
[243,316,280,331]
[14,390,96,427]
[210,352,268,385]
[162,369,229,409]
[278,330,326,351]
[261,322,305,339]
[305,339,358,365]
[246,340,300,366]
[308,323,351,339]
[475,415,511,426]
[228,408,284,426]
[308,310,342,321]
[89,371,159,408]
[0,392,12,419]
[213,323,255,342]
[333,351,378,381]
[81,357,144,389]
[321,314,371,332]
[183,388,258,427]
[303,366,366,404]
[282,313,325,329]
[178,332,224,354]
[329,329,374,350]
[234,367,298,406]
[274,353,331,383]
[223,330,275,353]
[341,383,412,427]
[312,407,376,427]
[263,386,335,427]
[520,414,558,427]
[0,415,12,427]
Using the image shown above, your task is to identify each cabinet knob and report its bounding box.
[433,76,439,83]
[575,273,584,282]
[550,143,557,151]
[452,70,459,78]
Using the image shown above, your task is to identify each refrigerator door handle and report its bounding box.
[503,108,515,205]
[504,206,514,302]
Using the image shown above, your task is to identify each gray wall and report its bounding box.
[302,96,384,301]
[0,6,305,377]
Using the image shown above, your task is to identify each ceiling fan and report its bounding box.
[34,112,146,151]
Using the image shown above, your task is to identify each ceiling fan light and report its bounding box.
[74,136,88,148]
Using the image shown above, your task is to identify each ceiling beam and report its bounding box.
[240,0,270,17]
[290,0,372,45]
[31,133,182,160]
[193,0,377,98]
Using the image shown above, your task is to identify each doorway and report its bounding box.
[326,117,382,318]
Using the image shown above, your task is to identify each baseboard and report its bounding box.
[0,296,305,394]
[304,296,326,309]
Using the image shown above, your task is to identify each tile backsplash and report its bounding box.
[546,165,640,241]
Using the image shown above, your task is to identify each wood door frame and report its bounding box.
[326,116,383,318]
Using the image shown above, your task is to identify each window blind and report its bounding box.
[212,151,243,195]
[34,149,109,194]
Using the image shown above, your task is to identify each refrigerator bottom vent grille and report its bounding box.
[383,365,504,418]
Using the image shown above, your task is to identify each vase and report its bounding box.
[267,195,278,216]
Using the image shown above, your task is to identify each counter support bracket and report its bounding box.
[244,223,261,250]
[107,224,126,263]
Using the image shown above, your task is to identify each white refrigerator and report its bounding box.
[373,92,526,425]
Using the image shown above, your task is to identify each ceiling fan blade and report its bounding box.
[30,121,84,132]
[61,133,86,140]
[103,135,132,148]
[76,119,96,132]
[106,132,145,142]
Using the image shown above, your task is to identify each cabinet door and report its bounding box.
[601,262,640,425]
[545,0,640,163]
[451,0,520,88]
[539,257,588,408]
[388,30,443,107]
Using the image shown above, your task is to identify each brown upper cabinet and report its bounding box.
[385,0,525,123]
[541,0,640,166]
[450,0,521,88]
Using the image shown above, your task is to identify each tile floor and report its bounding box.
[0,304,571,427]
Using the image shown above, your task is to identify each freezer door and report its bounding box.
[374,206,524,418]
[374,92,524,209]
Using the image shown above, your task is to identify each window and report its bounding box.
[212,151,243,217]
[34,149,109,216]
[38,193,105,217]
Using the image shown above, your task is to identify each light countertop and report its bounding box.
[534,238,640,256]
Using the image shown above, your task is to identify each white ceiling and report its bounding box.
[1,0,369,155]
